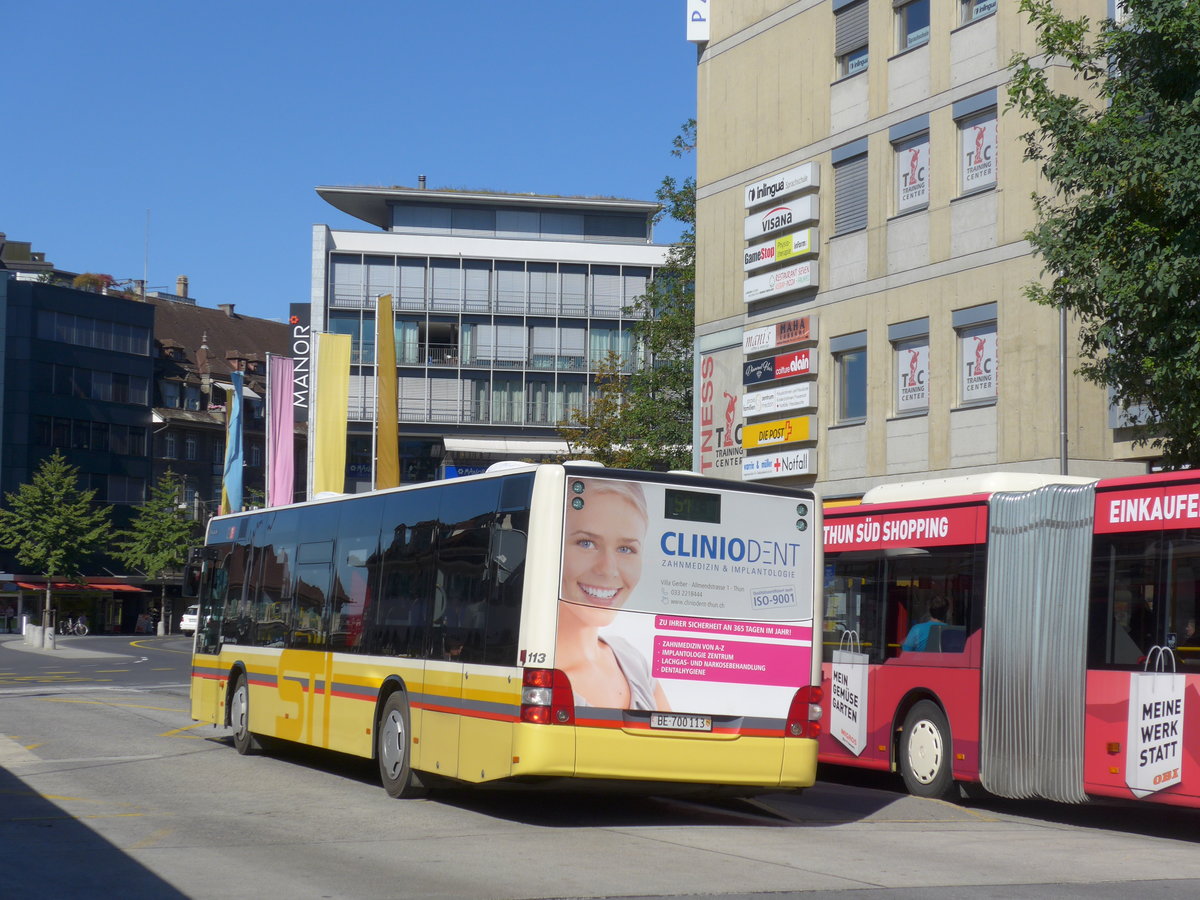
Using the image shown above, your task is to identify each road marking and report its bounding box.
[160,722,209,739]
[40,698,182,712]
[127,826,175,849]
[95,669,131,673]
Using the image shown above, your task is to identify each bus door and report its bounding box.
[423,478,504,780]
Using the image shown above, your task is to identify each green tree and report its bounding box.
[561,120,696,470]
[0,451,111,642]
[1008,0,1200,465]
[114,471,197,633]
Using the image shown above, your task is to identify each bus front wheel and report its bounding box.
[899,700,955,800]
[230,674,261,755]
[377,693,426,799]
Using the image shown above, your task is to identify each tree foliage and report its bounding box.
[0,450,111,581]
[1008,0,1200,465]
[113,471,196,584]
[561,120,696,470]
[114,471,197,629]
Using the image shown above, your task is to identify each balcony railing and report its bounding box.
[329,288,649,319]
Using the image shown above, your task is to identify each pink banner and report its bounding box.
[652,635,809,687]
[650,615,812,687]
[268,355,295,507]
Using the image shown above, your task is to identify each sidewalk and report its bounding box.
[0,633,134,659]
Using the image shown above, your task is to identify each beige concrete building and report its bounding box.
[690,0,1147,499]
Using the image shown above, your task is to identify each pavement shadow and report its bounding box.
[0,764,188,898]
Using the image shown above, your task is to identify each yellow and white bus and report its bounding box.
[187,462,823,797]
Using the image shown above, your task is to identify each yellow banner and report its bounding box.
[312,332,350,496]
[375,294,400,489]
[742,415,813,449]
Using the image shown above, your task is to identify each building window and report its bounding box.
[107,475,145,505]
[959,109,997,194]
[184,433,198,461]
[833,146,869,234]
[896,0,930,52]
[891,318,930,416]
[954,304,998,405]
[832,332,868,423]
[164,433,177,459]
[961,0,996,25]
[249,444,262,467]
[894,134,929,214]
[835,0,869,77]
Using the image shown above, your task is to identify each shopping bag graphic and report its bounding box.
[1126,646,1185,798]
[831,630,869,755]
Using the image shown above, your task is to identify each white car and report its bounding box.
[180,605,199,635]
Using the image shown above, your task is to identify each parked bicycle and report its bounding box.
[57,616,89,636]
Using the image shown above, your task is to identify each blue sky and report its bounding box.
[5,1,697,322]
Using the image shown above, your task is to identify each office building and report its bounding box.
[311,184,668,488]
[690,1,1143,497]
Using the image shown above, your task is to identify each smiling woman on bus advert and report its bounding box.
[556,478,671,711]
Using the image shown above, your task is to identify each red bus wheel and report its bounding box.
[900,700,955,800]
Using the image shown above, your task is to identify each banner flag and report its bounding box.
[312,332,350,497]
[267,354,295,507]
[375,294,400,489]
[219,369,245,514]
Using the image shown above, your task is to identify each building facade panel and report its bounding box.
[694,0,1146,499]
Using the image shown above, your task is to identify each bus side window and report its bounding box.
[436,479,501,663]
[363,490,438,658]
[294,541,333,649]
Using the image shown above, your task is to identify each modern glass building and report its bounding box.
[311,184,668,488]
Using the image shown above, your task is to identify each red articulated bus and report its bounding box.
[819,470,1200,807]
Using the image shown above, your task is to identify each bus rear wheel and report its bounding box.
[378,693,426,799]
[900,700,955,800]
[230,674,261,755]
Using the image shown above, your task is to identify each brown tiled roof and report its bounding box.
[148,298,291,386]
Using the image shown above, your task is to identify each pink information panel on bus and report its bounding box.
[652,616,812,688]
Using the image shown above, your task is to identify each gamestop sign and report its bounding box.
[744,228,819,272]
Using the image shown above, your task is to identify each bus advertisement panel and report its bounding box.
[556,476,816,725]
[818,471,1200,810]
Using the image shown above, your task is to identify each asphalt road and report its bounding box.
[3,633,1200,899]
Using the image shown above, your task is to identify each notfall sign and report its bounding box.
[743,448,815,481]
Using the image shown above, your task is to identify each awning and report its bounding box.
[213,380,261,400]
[442,437,569,456]
[15,581,147,593]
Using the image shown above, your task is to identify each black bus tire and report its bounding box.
[900,700,956,800]
[378,693,426,799]
[230,674,262,755]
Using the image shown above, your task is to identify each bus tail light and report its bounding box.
[786,685,823,738]
[520,668,575,725]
